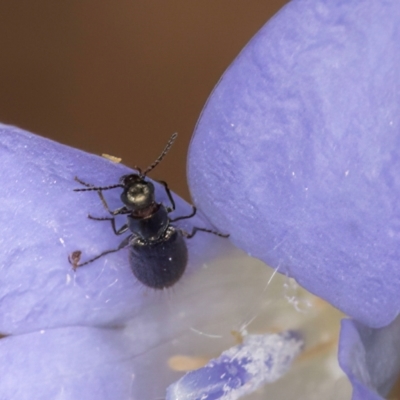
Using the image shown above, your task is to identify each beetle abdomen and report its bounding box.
[130,227,188,289]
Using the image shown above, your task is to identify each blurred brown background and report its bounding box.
[0,1,288,200]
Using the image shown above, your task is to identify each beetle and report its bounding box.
[69,133,229,289]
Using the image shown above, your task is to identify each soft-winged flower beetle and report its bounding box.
[69,133,229,289]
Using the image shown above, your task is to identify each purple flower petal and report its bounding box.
[339,316,400,400]
[187,0,400,397]
[0,124,227,334]
[188,0,400,329]
[166,331,303,400]
[0,327,138,400]
[0,124,233,398]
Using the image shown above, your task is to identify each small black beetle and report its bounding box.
[70,133,228,289]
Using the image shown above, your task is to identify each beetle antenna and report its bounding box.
[74,177,124,192]
[142,132,178,176]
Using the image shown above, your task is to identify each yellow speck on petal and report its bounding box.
[168,355,210,372]
[102,154,122,163]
